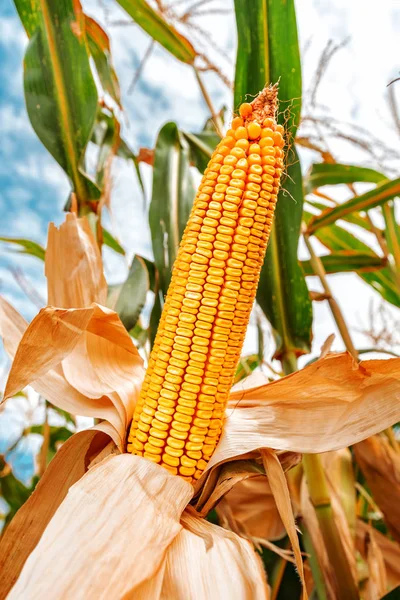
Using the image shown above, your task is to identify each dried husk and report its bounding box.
[0,428,112,598]
[356,520,400,594]
[354,435,400,543]
[8,454,271,600]
[45,213,107,308]
[162,510,270,599]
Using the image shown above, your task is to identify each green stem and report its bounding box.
[304,233,358,360]
[281,350,298,376]
[299,523,328,600]
[303,454,359,600]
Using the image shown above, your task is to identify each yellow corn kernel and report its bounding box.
[127,85,283,484]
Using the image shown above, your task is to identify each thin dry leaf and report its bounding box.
[209,354,400,470]
[364,528,387,600]
[217,476,286,542]
[261,449,307,600]
[357,520,400,593]
[9,455,193,599]
[0,428,112,599]
[161,510,270,600]
[46,213,107,307]
[354,435,400,543]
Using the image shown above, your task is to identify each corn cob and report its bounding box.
[127,85,284,484]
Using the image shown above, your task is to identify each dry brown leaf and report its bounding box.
[354,435,400,543]
[357,520,400,593]
[1,302,144,447]
[161,510,270,600]
[46,214,107,308]
[208,353,400,470]
[9,455,193,599]
[363,527,387,600]
[217,476,286,542]
[4,306,94,399]
[261,449,307,600]
[0,428,112,599]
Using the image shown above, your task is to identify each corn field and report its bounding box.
[0,1,400,598]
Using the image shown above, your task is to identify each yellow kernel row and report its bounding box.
[128,89,284,484]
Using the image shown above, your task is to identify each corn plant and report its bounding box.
[1,1,400,599]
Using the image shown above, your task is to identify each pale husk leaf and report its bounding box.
[363,527,387,600]
[356,520,400,593]
[261,449,307,600]
[354,435,400,543]
[161,509,270,600]
[46,213,107,307]
[216,475,286,542]
[0,427,113,599]
[9,455,193,600]
[2,303,144,447]
[208,354,400,469]
[4,306,94,399]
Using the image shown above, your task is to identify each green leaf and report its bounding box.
[234,0,301,137]
[183,131,219,173]
[306,196,373,232]
[115,0,196,64]
[85,16,121,108]
[91,108,145,196]
[14,0,100,209]
[305,163,387,194]
[115,256,150,331]
[149,122,195,294]
[301,251,386,276]
[311,219,400,307]
[257,151,312,360]
[102,227,125,255]
[308,177,400,233]
[234,0,312,365]
[0,470,36,527]
[383,200,400,269]
[0,237,45,260]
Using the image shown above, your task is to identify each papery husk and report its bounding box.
[300,465,358,600]
[216,476,286,542]
[362,526,387,600]
[357,520,400,593]
[8,455,193,600]
[46,213,107,307]
[208,354,400,470]
[161,509,270,599]
[1,301,144,448]
[0,427,114,599]
[353,435,400,543]
[261,449,307,600]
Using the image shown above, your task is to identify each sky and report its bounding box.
[0,0,399,370]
